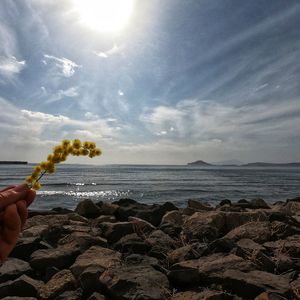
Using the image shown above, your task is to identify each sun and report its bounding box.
[72,0,135,33]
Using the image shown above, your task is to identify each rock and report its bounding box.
[58,232,107,251]
[146,230,177,259]
[167,243,207,265]
[0,258,32,283]
[55,289,83,300]
[205,237,236,254]
[281,201,300,216]
[128,216,156,234]
[114,198,177,226]
[70,246,121,277]
[254,292,288,300]
[187,199,214,211]
[2,297,37,300]
[250,198,271,209]
[88,292,106,300]
[169,253,254,286]
[79,266,103,296]
[96,201,119,215]
[291,276,300,299]
[161,210,184,226]
[124,254,159,268]
[91,215,117,226]
[114,233,150,254]
[159,222,182,238]
[30,243,80,271]
[25,215,69,229]
[100,264,170,300]
[182,211,226,242]
[68,213,89,223]
[219,199,232,207]
[99,221,135,243]
[10,237,49,261]
[51,207,73,214]
[263,235,300,257]
[236,239,266,252]
[40,269,76,300]
[225,221,271,243]
[224,211,269,231]
[0,274,43,298]
[273,254,294,273]
[75,199,101,218]
[221,270,292,298]
[22,225,49,238]
[172,290,231,299]
[40,224,71,247]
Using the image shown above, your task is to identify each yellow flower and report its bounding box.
[26,139,102,190]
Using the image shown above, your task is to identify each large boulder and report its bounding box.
[100,264,170,300]
[0,274,44,298]
[224,221,271,243]
[40,269,76,300]
[30,243,80,271]
[169,253,254,286]
[99,221,135,243]
[182,211,226,242]
[0,258,32,283]
[75,199,101,219]
[70,246,121,278]
[114,198,177,226]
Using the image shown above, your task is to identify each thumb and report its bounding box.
[0,184,29,211]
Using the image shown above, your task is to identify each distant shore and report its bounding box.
[0,161,28,165]
[1,196,299,299]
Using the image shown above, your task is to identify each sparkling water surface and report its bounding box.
[0,164,300,210]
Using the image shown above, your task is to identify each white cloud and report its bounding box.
[46,86,79,103]
[43,54,81,77]
[0,56,26,78]
[94,44,120,58]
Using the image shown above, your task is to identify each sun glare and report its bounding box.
[72,0,135,33]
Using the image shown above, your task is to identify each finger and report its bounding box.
[16,200,28,229]
[0,204,21,260]
[0,185,16,192]
[0,184,29,211]
[24,189,36,207]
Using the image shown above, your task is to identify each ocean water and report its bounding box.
[0,164,300,210]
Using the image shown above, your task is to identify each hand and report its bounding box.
[0,184,36,262]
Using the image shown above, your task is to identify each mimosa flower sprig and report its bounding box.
[26,139,101,190]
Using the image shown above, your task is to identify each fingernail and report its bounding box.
[13,184,29,192]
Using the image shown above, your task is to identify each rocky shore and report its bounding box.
[0,197,300,300]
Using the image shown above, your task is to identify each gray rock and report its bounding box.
[40,269,76,300]
[100,264,170,300]
[0,258,32,283]
[99,221,135,243]
[75,199,101,218]
[0,274,44,298]
[30,243,80,271]
[70,246,121,277]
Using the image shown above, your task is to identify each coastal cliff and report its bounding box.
[0,197,299,299]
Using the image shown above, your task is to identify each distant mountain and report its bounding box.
[242,162,300,167]
[187,160,213,166]
[0,161,28,165]
[213,159,243,166]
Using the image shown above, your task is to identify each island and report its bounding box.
[187,160,300,167]
[0,161,28,165]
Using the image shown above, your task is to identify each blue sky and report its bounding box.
[0,0,300,164]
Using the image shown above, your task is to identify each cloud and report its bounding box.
[94,44,120,58]
[46,86,79,103]
[0,56,26,78]
[43,54,81,77]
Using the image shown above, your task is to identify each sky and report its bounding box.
[0,0,300,165]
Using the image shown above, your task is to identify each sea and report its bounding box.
[0,164,300,210]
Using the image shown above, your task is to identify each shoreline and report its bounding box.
[0,196,299,299]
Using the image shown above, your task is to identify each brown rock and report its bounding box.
[0,258,32,283]
[172,290,231,299]
[99,221,135,243]
[96,201,119,215]
[70,246,121,277]
[161,210,184,226]
[291,276,300,299]
[114,233,150,254]
[182,211,226,242]
[75,199,101,218]
[236,239,266,252]
[128,216,156,234]
[225,221,271,243]
[188,199,214,211]
[40,269,76,300]
[79,266,103,295]
[88,292,106,300]
[55,289,83,300]
[25,215,69,229]
[22,225,49,238]
[263,235,300,257]
[221,270,291,298]
[100,264,170,300]
[254,292,288,300]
